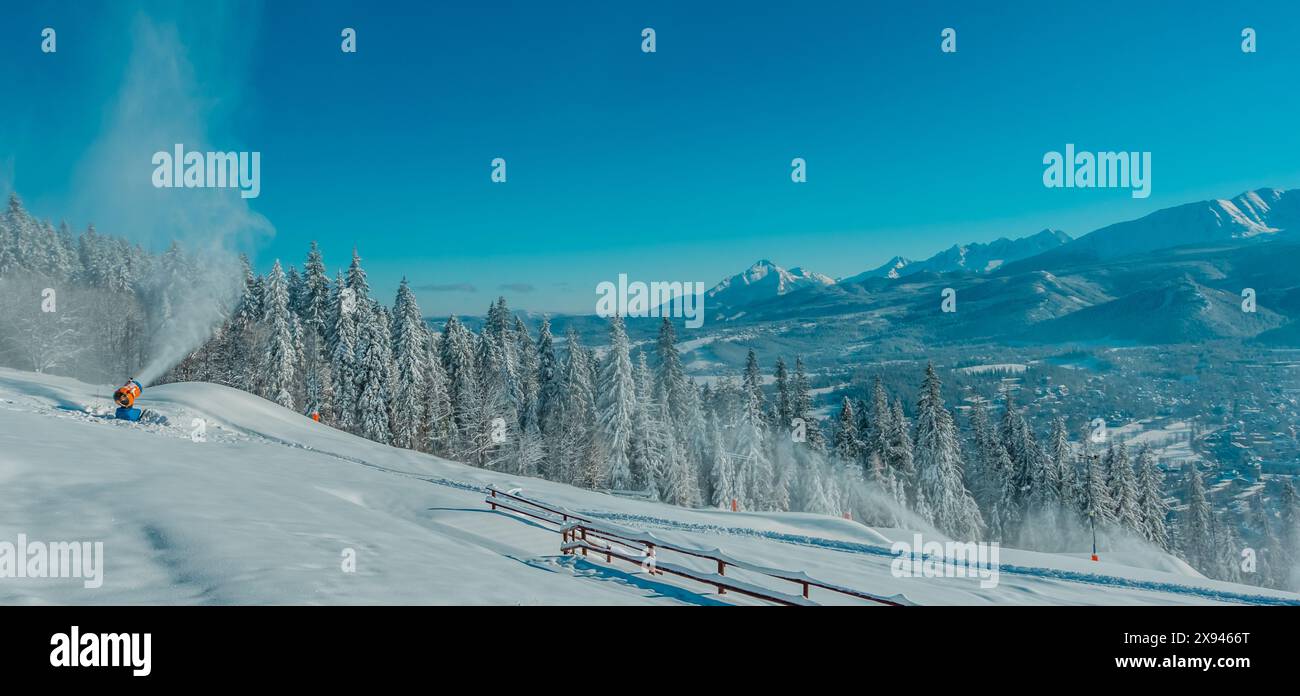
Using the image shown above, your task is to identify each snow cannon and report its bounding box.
[113,379,144,421]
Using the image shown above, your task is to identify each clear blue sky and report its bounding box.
[3,0,1300,315]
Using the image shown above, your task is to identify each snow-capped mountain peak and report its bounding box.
[704,260,835,318]
[839,229,1072,283]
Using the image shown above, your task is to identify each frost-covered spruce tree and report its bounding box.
[423,332,452,455]
[681,383,712,501]
[473,328,515,468]
[259,260,299,409]
[1105,441,1141,534]
[706,411,735,509]
[328,271,359,431]
[833,397,862,463]
[389,279,427,450]
[228,255,265,384]
[299,242,331,331]
[966,399,1003,521]
[1046,415,1074,505]
[912,364,983,539]
[512,315,538,426]
[1134,445,1169,550]
[731,386,771,510]
[515,411,545,477]
[1079,452,1114,533]
[659,396,699,507]
[483,297,522,421]
[654,317,690,429]
[863,376,892,465]
[885,399,916,502]
[354,301,393,445]
[986,443,1019,542]
[629,351,662,494]
[553,327,596,484]
[999,390,1040,515]
[346,248,370,305]
[1245,492,1280,587]
[596,315,636,490]
[1179,464,1215,573]
[742,349,767,423]
[298,243,332,420]
[773,357,792,433]
[440,316,479,461]
[286,264,303,318]
[1212,523,1245,584]
[534,316,562,438]
[792,358,825,451]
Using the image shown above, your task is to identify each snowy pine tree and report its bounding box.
[1134,445,1169,549]
[773,357,792,432]
[833,396,862,463]
[654,317,690,429]
[1046,415,1074,506]
[629,351,663,495]
[299,242,332,419]
[553,327,596,484]
[423,331,452,455]
[1080,451,1114,531]
[440,315,479,461]
[863,376,892,465]
[731,383,772,510]
[706,411,735,509]
[885,399,916,502]
[389,279,427,450]
[1105,441,1142,534]
[792,357,825,451]
[912,364,983,539]
[742,349,767,424]
[596,315,636,490]
[353,301,393,444]
[535,316,562,438]
[328,271,359,431]
[259,261,298,409]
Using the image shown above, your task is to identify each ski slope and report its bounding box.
[1,367,1296,606]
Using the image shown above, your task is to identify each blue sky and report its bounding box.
[3,0,1300,315]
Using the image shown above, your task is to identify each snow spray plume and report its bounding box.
[69,9,272,385]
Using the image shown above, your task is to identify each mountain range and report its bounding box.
[690,187,1300,351]
[839,228,1073,282]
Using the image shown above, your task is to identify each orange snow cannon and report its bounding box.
[113,379,142,409]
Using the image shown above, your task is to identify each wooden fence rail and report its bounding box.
[484,486,910,607]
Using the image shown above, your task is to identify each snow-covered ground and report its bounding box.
[1,367,1296,606]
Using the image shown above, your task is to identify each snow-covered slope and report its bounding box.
[1011,188,1300,270]
[2,368,1296,606]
